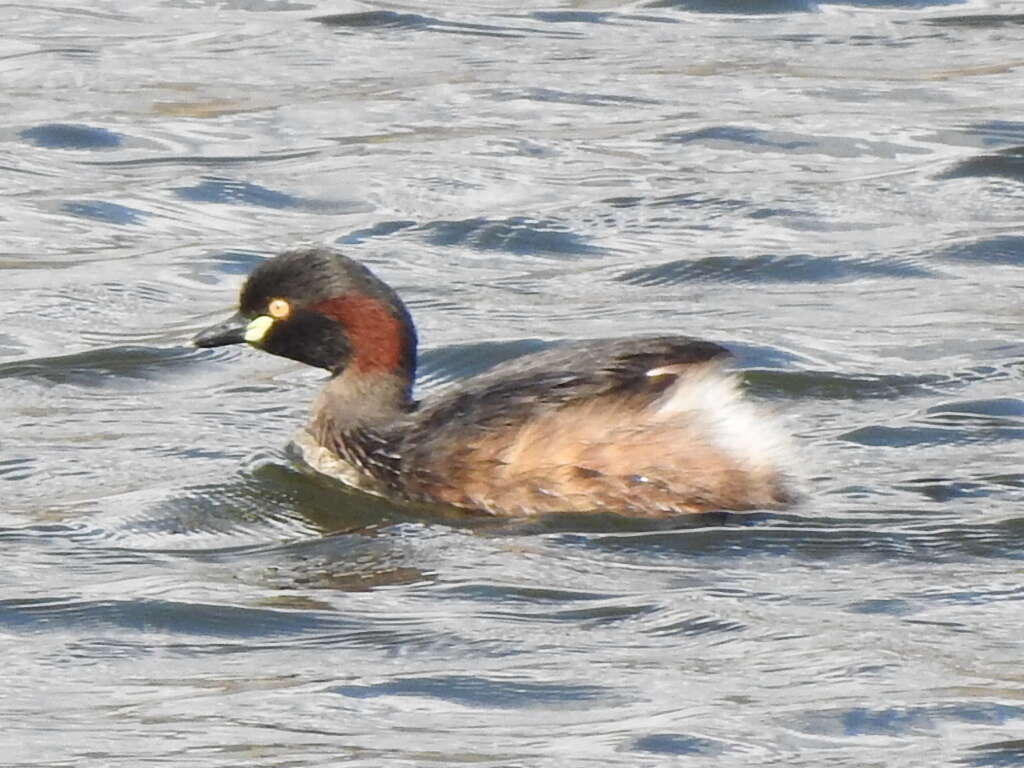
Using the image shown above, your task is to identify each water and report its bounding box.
[3,0,1023,765]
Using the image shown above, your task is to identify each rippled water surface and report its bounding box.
[3,0,1024,765]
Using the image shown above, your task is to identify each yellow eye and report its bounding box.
[267,298,291,319]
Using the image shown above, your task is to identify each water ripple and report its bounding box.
[0,596,347,638]
[617,252,933,285]
[20,123,122,150]
[417,216,607,258]
[646,0,817,13]
[960,739,1024,768]
[633,732,735,757]
[562,521,1024,563]
[938,235,1024,266]
[0,346,201,389]
[311,10,580,40]
[938,147,1024,183]
[796,702,1024,739]
[330,675,612,709]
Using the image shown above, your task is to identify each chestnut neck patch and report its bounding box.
[310,294,409,375]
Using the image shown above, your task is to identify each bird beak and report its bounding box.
[193,311,248,347]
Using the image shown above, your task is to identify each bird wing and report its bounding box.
[392,337,785,516]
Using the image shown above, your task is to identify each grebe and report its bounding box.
[194,247,795,517]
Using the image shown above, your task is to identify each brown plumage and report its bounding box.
[195,247,796,518]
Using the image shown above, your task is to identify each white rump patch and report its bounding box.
[649,362,793,475]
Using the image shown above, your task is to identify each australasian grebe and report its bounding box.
[194,247,796,517]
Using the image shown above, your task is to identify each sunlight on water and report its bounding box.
[2,0,1023,765]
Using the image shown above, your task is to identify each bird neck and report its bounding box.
[311,365,414,432]
[305,367,412,484]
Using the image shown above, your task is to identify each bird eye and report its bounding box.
[268,299,291,319]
